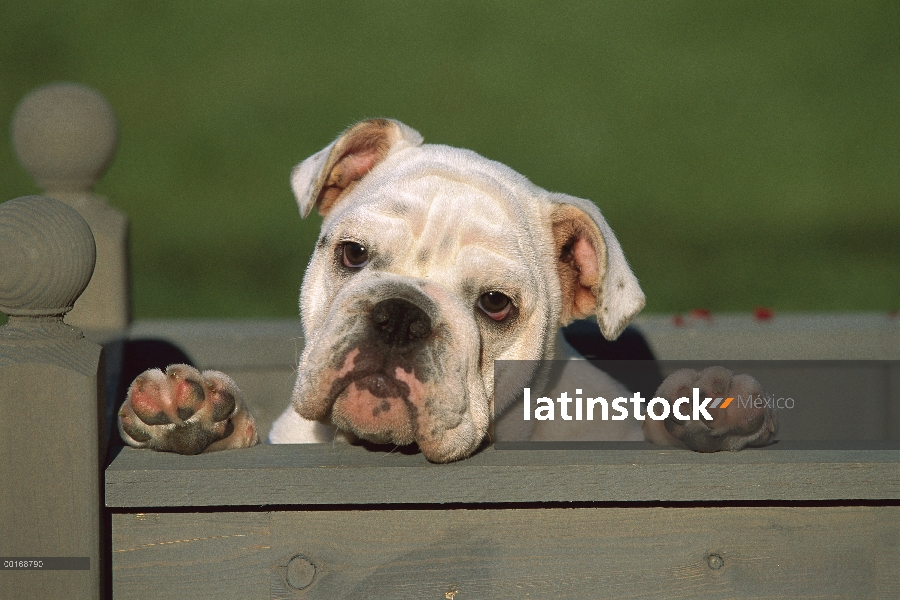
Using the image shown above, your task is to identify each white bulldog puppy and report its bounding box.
[118,119,777,462]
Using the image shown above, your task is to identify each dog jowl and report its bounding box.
[118,119,777,462]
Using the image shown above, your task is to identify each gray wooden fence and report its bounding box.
[1,83,898,600]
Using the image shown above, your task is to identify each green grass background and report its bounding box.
[1,1,897,322]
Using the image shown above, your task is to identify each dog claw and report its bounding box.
[118,364,259,454]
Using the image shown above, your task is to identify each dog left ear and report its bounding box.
[549,194,645,340]
[291,119,424,218]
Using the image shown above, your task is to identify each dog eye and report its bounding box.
[342,242,369,268]
[478,291,512,320]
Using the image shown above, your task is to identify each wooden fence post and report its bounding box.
[0,196,105,599]
[11,82,130,335]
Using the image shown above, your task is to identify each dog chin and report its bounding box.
[319,380,483,463]
[294,346,487,462]
[326,376,418,447]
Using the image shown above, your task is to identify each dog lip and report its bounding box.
[353,372,408,398]
[323,367,410,409]
[328,371,417,446]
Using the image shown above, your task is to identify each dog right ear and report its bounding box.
[291,119,423,218]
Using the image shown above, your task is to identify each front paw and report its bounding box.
[643,366,778,452]
[118,364,259,454]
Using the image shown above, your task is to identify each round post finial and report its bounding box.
[0,196,96,318]
[11,82,118,194]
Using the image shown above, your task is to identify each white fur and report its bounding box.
[270,120,646,455]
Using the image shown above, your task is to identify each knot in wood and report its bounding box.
[707,552,725,571]
[285,554,316,590]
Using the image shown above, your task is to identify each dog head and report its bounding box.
[289,119,644,462]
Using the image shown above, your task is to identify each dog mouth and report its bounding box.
[325,366,420,447]
[293,286,486,461]
[351,372,409,400]
[294,337,486,462]
[311,293,438,448]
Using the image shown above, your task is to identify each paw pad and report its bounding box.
[118,364,258,454]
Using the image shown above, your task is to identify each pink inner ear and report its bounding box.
[341,151,380,182]
[319,143,386,212]
[573,237,599,286]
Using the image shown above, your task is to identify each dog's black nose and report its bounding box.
[370,298,432,348]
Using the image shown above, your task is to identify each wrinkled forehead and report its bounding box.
[321,162,545,271]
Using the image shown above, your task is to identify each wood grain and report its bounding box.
[105,443,900,507]
[112,506,900,599]
[0,346,105,599]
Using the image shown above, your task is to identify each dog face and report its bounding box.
[288,119,644,462]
